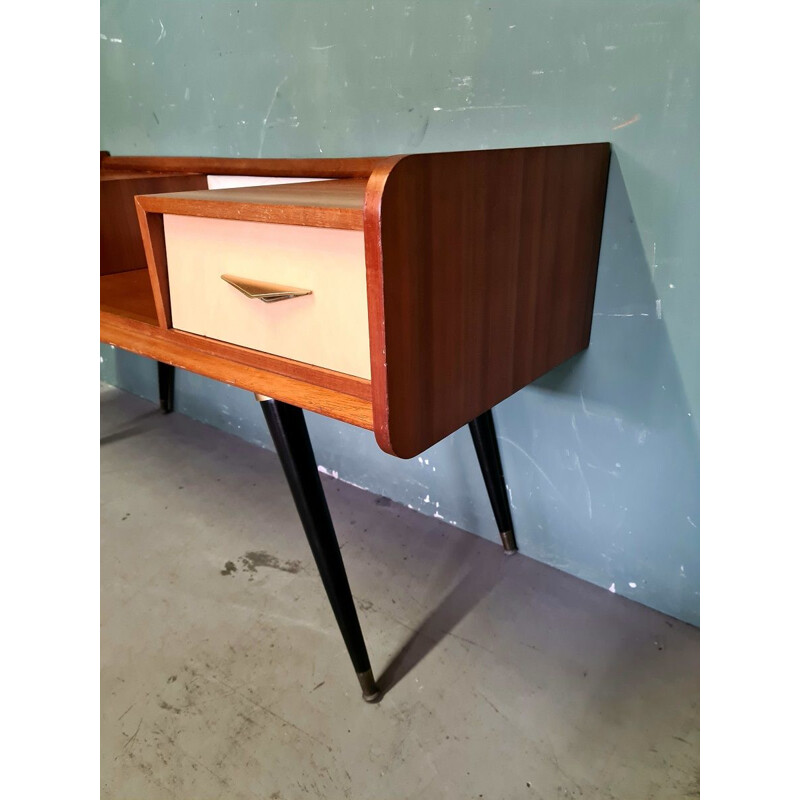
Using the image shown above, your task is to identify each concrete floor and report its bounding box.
[101,385,699,800]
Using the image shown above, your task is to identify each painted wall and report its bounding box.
[101,0,699,625]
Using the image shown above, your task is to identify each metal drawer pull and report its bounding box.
[221,273,312,303]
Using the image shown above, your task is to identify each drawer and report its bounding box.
[164,214,371,379]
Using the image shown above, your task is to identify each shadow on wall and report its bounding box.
[539,151,695,430]
[488,150,699,624]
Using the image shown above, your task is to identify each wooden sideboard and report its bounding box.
[100,145,611,700]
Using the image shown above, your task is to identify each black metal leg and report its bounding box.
[157,362,175,414]
[258,397,381,702]
[468,409,518,554]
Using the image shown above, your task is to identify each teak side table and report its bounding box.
[100,145,611,701]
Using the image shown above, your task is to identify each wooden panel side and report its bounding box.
[364,156,405,450]
[135,201,171,329]
[100,312,373,429]
[100,173,207,275]
[370,144,610,458]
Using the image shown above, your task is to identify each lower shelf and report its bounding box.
[100,270,159,325]
[100,311,373,430]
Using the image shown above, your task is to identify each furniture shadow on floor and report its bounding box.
[100,406,163,446]
[376,545,507,695]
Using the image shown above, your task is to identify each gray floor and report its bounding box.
[101,385,699,800]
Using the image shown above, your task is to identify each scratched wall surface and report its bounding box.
[100,1,700,625]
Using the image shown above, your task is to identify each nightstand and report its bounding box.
[101,145,610,700]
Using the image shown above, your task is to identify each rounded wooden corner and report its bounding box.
[363,155,407,218]
[364,144,612,463]
[363,155,407,456]
[373,431,428,460]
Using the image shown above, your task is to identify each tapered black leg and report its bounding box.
[258,397,380,702]
[468,409,518,554]
[157,362,175,414]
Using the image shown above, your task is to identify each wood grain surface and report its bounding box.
[100,270,159,325]
[365,144,610,458]
[101,173,208,275]
[100,312,373,429]
[135,204,172,328]
[101,155,389,180]
[136,179,368,231]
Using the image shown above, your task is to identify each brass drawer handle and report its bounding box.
[221,273,312,304]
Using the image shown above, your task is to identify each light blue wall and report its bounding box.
[101,0,699,625]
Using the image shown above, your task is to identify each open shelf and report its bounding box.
[100,269,159,325]
[101,168,210,330]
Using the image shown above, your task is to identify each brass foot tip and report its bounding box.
[357,669,381,703]
[500,530,518,553]
[361,687,382,703]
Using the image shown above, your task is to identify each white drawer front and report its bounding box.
[164,214,371,379]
